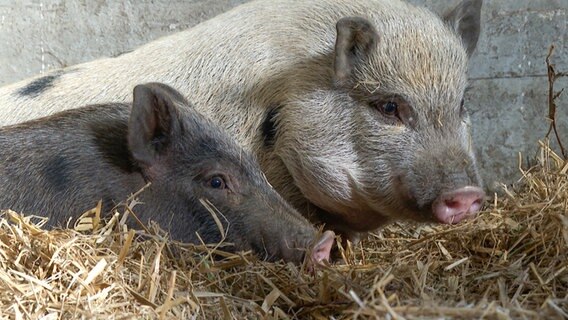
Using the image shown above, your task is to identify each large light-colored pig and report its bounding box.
[0,0,485,240]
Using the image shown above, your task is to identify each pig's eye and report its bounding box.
[370,97,405,122]
[209,176,226,189]
[382,101,398,116]
[459,98,466,116]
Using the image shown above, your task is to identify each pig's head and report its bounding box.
[128,82,334,264]
[274,0,485,234]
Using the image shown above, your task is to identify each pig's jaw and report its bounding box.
[310,198,393,234]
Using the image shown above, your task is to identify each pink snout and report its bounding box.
[432,186,485,224]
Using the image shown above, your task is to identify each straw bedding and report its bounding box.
[1,53,567,320]
[2,148,567,320]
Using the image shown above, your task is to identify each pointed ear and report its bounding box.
[128,83,183,168]
[444,0,482,57]
[334,16,379,87]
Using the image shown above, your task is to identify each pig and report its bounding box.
[0,82,335,265]
[0,0,485,240]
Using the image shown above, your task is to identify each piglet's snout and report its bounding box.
[432,186,485,224]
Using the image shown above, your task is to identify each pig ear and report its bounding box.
[334,16,379,87]
[128,83,182,168]
[443,0,482,57]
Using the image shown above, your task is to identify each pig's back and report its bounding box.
[0,0,423,141]
[0,104,145,226]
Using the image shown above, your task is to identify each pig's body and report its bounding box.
[0,105,140,222]
[0,83,334,264]
[0,0,485,239]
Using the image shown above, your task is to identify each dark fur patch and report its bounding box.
[89,117,140,174]
[43,155,71,192]
[112,49,134,58]
[261,105,281,148]
[16,71,63,98]
[101,194,119,212]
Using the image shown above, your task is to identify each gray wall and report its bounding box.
[0,0,567,190]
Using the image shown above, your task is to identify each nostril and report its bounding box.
[444,199,460,209]
[444,194,483,211]
[469,198,483,212]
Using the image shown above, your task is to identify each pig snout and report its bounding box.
[280,230,335,266]
[432,186,485,224]
[278,228,335,270]
[393,147,485,225]
[305,230,335,272]
[310,230,335,263]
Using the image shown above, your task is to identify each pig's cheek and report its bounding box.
[222,191,242,207]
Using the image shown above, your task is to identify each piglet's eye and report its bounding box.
[383,101,398,116]
[209,176,226,189]
[372,100,398,117]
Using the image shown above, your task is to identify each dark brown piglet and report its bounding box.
[0,83,334,265]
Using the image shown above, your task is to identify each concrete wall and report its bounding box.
[0,0,567,190]
[0,0,248,83]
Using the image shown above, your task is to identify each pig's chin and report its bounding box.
[309,195,392,232]
[434,210,471,224]
[395,198,480,225]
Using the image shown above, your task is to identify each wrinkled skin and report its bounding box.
[0,83,334,264]
[0,0,485,240]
